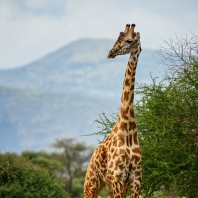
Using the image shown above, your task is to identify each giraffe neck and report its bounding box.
[117,50,140,132]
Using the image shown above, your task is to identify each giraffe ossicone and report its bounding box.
[84,24,142,198]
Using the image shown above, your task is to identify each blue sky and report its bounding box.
[0,0,198,69]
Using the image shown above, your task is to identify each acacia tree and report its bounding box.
[51,138,93,194]
[136,63,198,197]
[94,33,198,197]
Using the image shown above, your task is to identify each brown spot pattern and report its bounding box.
[129,134,133,146]
[128,62,133,70]
[130,84,134,91]
[111,147,115,153]
[118,133,125,147]
[121,106,129,120]
[129,95,134,104]
[126,148,130,155]
[126,136,129,147]
[129,121,136,131]
[132,155,140,165]
[132,147,141,155]
[119,121,128,132]
[109,161,113,168]
[133,131,138,145]
[123,91,130,102]
[125,78,130,86]
[127,68,132,75]
[130,108,134,117]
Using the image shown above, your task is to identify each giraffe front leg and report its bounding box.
[84,173,104,198]
[84,160,104,198]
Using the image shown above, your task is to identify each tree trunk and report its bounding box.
[65,178,72,193]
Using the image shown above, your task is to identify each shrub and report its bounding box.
[0,153,68,198]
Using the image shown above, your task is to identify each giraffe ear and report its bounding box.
[136,32,140,39]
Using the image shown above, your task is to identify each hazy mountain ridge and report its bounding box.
[0,85,119,152]
[0,39,162,100]
[0,38,163,152]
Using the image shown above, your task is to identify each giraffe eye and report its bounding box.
[126,40,132,44]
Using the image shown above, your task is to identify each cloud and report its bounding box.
[0,0,198,69]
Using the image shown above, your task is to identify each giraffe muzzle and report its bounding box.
[107,54,116,59]
[107,49,116,59]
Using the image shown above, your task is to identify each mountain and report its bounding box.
[0,86,118,153]
[0,38,163,153]
[0,39,162,100]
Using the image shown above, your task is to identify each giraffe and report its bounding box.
[84,24,142,198]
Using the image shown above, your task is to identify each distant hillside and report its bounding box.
[0,86,118,153]
[0,39,162,101]
[0,38,164,153]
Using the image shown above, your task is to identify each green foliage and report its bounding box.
[94,63,198,197]
[2,139,93,198]
[86,112,117,142]
[0,138,93,198]
[70,177,85,198]
[52,138,93,198]
[21,151,61,174]
[0,153,68,198]
[135,62,198,197]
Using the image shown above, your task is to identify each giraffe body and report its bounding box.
[84,24,142,198]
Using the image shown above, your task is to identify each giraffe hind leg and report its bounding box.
[111,181,128,198]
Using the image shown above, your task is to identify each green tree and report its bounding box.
[21,150,61,175]
[136,62,198,197]
[0,153,68,198]
[52,138,93,197]
[93,33,198,197]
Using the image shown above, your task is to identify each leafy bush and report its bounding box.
[135,62,198,197]
[0,153,68,198]
[21,150,61,175]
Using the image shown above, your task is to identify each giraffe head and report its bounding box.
[107,24,140,58]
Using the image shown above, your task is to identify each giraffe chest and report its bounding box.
[104,132,141,163]
[107,143,141,168]
[105,145,141,184]
[94,132,141,184]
